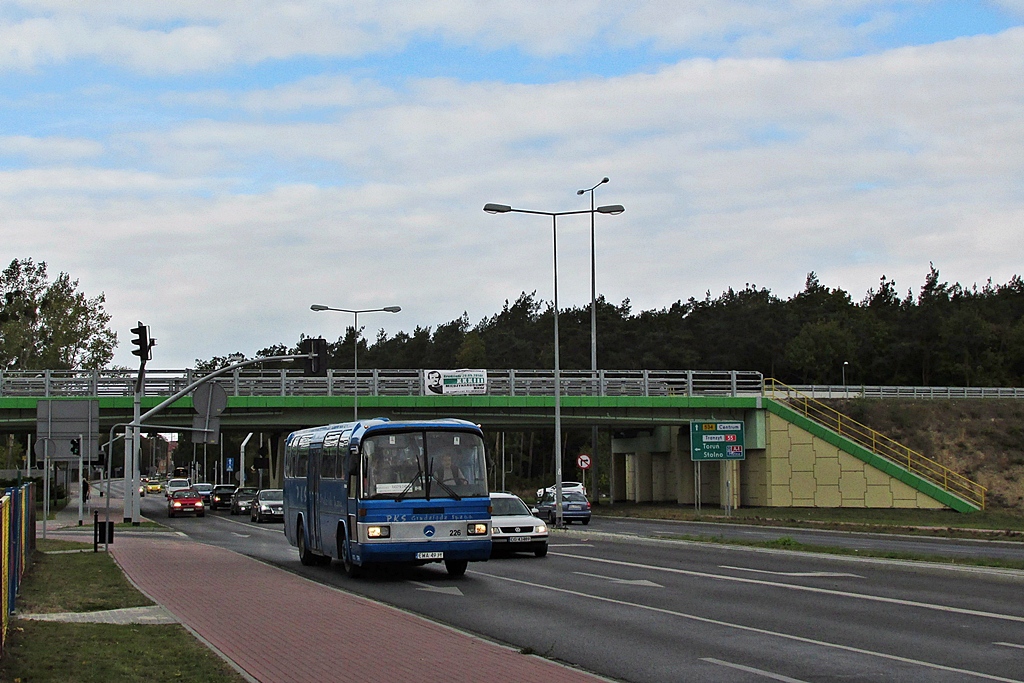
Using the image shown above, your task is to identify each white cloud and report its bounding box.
[3,20,1024,368]
[0,1,963,74]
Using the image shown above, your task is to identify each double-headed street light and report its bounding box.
[310,304,402,420]
[483,200,624,526]
[577,177,611,502]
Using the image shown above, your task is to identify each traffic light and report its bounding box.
[70,438,80,456]
[130,322,154,361]
[300,338,329,377]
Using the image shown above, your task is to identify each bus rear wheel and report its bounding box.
[444,559,468,578]
[297,520,316,566]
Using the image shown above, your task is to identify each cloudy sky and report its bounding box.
[3,1,1024,369]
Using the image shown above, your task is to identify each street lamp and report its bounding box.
[310,304,402,420]
[483,200,624,526]
[843,361,849,397]
[577,177,614,503]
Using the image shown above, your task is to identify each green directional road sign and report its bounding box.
[690,421,745,461]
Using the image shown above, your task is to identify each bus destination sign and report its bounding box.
[690,421,746,461]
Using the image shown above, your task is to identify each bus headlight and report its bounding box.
[367,525,390,539]
[467,523,488,536]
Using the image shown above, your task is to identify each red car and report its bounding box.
[167,488,206,518]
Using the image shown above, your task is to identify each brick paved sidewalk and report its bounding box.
[110,535,605,683]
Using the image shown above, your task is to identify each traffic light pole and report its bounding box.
[77,433,84,526]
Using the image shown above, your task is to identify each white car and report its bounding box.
[489,492,548,558]
[535,481,587,500]
[164,478,191,498]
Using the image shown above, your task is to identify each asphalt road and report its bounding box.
[140,494,1024,683]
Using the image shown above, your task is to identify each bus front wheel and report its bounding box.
[444,559,468,578]
[297,520,317,566]
[340,529,362,578]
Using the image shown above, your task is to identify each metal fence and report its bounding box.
[2,482,35,653]
[0,369,765,399]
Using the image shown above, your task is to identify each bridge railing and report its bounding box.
[789,385,1024,399]
[766,379,986,509]
[0,368,765,399]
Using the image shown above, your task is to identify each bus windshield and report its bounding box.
[362,430,487,499]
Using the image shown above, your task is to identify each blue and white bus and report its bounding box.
[283,418,491,577]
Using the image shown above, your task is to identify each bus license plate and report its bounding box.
[416,551,444,560]
[509,535,531,543]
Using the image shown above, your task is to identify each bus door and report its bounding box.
[307,444,322,552]
[344,445,360,557]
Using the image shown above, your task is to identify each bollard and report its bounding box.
[93,511,114,551]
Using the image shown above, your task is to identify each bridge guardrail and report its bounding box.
[0,369,764,399]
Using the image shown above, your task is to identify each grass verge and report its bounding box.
[1,621,244,682]
[594,504,1024,539]
[658,533,1024,571]
[1,540,244,682]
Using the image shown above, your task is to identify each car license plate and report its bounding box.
[509,535,531,543]
[416,551,444,560]
[568,504,581,510]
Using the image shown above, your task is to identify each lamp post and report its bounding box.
[843,361,849,398]
[310,304,402,420]
[577,177,611,503]
[483,200,624,526]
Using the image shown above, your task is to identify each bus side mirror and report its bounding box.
[346,455,359,477]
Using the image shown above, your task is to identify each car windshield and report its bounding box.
[193,484,213,492]
[563,492,588,502]
[172,490,196,499]
[168,479,189,488]
[214,486,235,493]
[361,430,488,500]
[236,488,257,498]
[259,490,283,502]
[491,496,531,516]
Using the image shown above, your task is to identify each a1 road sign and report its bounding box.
[577,454,592,470]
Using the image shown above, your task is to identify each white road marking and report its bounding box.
[407,580,463,596]
[701,657,809,682]
[574,571,663,587]
[478,571,1024,682]
[554,552,1024,624]
[720,565,864,579]
[995,642,1024,650]
[551,543,595,547]
[210,514,285,534]
[231,532,251,538]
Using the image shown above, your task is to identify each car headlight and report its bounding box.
[367,525,390,538]
[536,524,547,533]
[172,502,181,508]
[261,504,271,511]
[467,523,488,536]
[196,501,204,507]
[491,526,500,535]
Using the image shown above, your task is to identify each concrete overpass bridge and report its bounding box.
[0,368,988,512]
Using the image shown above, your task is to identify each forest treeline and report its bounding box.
[234,265,1024,388]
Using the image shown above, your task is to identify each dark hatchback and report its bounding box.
[534,490,592,525]
[211,484,237,510]
[229,487,259,515]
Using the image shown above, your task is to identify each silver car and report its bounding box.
[489,492,548,557]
